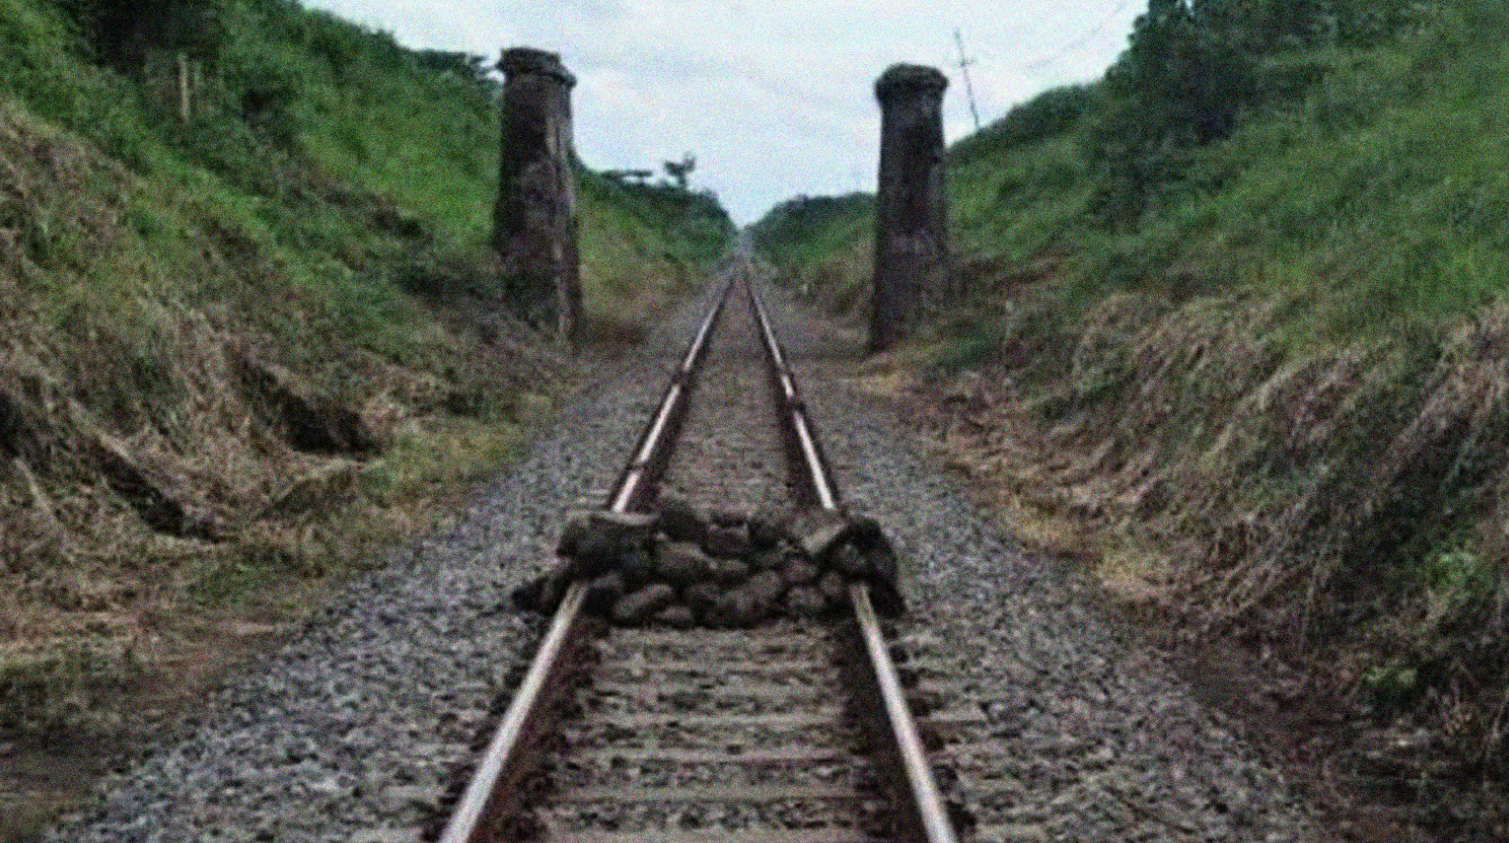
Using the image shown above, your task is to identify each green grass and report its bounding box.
[0,0,733,757]
[751,4,1509,814]
[760,1,1509,353]
[946,1,1509,346]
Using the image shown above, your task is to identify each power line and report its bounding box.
[1021,0,1136,71]
[953,28,981,132]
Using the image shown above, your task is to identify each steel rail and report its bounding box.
[746,281,959,843]
[438,279,735,843]
[746,282,839,511]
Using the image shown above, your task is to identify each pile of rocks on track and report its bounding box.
[512,497,905,627]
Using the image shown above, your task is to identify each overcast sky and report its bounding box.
[301,0,1144,223]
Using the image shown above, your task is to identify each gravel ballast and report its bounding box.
[46,279,1315,842]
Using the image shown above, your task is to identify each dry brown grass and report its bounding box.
[0,104,572,770]
[908,285,1509,836]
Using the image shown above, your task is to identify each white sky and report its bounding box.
[300,0,1144,223]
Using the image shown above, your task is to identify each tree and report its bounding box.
[1087,0,1256,228]
[663,152,695,190]
[63,0,227,71]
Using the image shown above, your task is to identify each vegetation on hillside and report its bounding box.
[756,0,1509,834]
[0,0,729,807]
[749,192,874,318]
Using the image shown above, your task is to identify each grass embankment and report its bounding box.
[0,0,729,819]
[757,1,1509,835]
[752,192,874,320]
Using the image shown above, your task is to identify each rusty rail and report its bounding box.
[437,280,734,843]
[747,281,959,843]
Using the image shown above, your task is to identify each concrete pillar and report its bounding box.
[870,63,949,353]
[493,47,580,340]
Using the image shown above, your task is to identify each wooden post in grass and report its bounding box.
[870,64,949,353]
[176,52,191,123]
[493,47,581,342]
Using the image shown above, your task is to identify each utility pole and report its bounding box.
[953,29,981,132]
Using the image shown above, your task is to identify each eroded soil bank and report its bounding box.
[879,287,1509,841]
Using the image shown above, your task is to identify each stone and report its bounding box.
[655,541,712,585]
[654,604,696,629]
[707,509,745,528]
[746,512,784,549]
[558,509,657,576]
[683,582,723,620]
[870,578,906,618]
[702,524,749,559]
[744,570,787,605]
[795,509,852,559]
[657,496,705,543]
[620,546,657,586]
[554,512,592,557]
[510,577,543,613]
[818,571,848,604]
[612,584,676,626]
[784,586,829,619]
[847,515,888,550]
[833,543,871,578]
[712,587,766,628]
[522,558,576,613]
[708,558,750,585]
[867,543,900,586]
[747,548,783,571]
[583,572,625,615]
[570,530,619,576]
[780,558,820,587]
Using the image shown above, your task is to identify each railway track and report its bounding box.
[436,263,967,843]
[47,256,1315,843]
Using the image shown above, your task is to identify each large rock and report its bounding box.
[655,541,712,585]
[620,545,657,586]
[711,587,767,628]
[583,572,625,615]
[683,582,723,621]
[792,508,852,559]
[612,584,676,625]
[747,548,783,571]
[818,571,848,604]
[779,558,820,587]
[744,570,787,606]
[654,604,696,629]
[746,511,784,550]
[512,557,575,614]
[784,586,829,619]
[833,543,871,578]
[702,523,749,559]
[657,495,705,543]
[558,509,657,575]
[708,558,750,585]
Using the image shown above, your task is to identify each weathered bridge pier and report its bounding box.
[870,63,951,353]
[493,47,581,341]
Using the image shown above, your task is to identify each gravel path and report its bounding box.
[45,274,1316,843]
